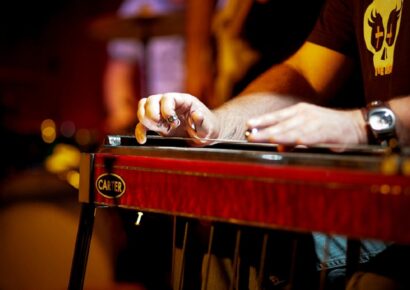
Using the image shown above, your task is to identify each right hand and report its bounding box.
[135,93,220,145]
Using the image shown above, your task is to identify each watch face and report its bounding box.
[368,108,396,133]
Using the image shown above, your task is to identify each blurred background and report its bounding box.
[0,0,323,289]
[0,0,116,174]
[0,1,134,289]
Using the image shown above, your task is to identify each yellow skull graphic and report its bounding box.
[363,0,403,76]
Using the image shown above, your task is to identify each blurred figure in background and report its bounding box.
[103,0,186,134]
[102,0,324,134]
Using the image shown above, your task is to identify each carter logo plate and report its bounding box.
[96,173,126,198]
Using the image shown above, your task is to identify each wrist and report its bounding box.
[348,109,368,144]
[361,101,398,146]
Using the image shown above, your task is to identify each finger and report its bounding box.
[160,93,187,129]
[247,115,305,143]
[247,105,298,129]
[137,98,147,122]
[185,110,218,146]
[186,113,198,136]
[139,95,172,133]
[185,111,205,145]
[138,97,158,129]
[296,121,323,144]
[135,122,148,144]
[144,94,164,123]
[162,92,195,114]
[268,129,302,145]
[137,98,170,134]
[190,110,206,136]
[138,98,158,129]
[269,120,325,145]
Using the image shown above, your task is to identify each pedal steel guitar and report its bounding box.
[68,135,410,290]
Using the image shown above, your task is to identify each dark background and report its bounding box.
[0,0,123,175]
[0,0,123,134]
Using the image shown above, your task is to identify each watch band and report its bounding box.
[361,100,397,146]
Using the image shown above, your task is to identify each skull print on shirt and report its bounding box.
[363,0,403,76]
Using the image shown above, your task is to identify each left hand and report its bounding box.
[135,93,220,145]
[245,102,367,145]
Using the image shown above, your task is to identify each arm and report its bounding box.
[241,42,355,101]
[213,42,357,140]
[241,42,410,146]
[134,64,313,143]
[137,42,410,147]
[135,42,359,144]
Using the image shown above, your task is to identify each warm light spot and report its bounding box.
[66,170,80,189]
[380,184,391,194]
[402,159,410,176]
[41,119,55,130]
[381,155,399,175]
[44,143,81,174]
[41,119,57,143]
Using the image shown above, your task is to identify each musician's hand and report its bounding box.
[135,93,220,145]
[245,102,367,146]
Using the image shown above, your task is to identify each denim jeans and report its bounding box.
[313,233,389,287]
[314,233,389,270]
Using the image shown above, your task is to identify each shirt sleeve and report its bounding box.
[308,0,356,57]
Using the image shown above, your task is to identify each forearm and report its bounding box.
[240,63,319,99]
[212,63,318,140]
[389,96,410,145]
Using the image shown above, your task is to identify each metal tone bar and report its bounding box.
[257,233,269,288]
[230,229,242,290]
[201,225,215,290]
[67,203,96,290]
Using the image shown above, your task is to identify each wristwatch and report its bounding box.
[362,100,397,146]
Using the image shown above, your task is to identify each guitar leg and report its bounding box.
[68,203,96,290]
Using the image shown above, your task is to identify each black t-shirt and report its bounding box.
[308,0,410,102]
[232,0,325,95]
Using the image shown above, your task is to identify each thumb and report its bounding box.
[135,122,148,144]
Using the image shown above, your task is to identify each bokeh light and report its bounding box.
[41,119,57,144]
[60,121,76,138]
